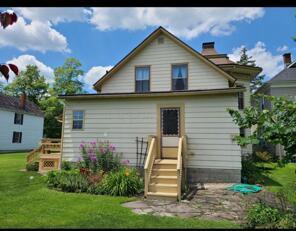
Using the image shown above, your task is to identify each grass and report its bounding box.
[0,153,239,228]
[261,162,296,204]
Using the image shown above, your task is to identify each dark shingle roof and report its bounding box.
[268,67,296,83]
[0,94,44,117]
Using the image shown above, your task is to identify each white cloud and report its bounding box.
[89,7,264,39]
[6,55,54,83]
[276,45,288,53]
[229,41,284,78]
[0,17,69,53]
[84,65,113,91]
[13,7,90,25]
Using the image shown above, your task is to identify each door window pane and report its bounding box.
[162,109,179,136]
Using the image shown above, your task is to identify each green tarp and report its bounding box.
[226,183,262,194]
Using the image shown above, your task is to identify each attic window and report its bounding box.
[158,37,164,44]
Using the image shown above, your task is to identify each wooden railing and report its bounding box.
[177,135,187,201]
[26,138,61,164]
[144,135,157,197]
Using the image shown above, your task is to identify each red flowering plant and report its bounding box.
[78,140,122,173]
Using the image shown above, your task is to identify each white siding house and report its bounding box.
[0,94,44,152]
[60,27,262,184]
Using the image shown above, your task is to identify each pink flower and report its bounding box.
[121,159,130,165]
[90,141,96,147]
[109,143,116,151]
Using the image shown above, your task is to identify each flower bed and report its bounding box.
[46,140,143,197]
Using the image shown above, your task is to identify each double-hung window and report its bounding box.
[12,131,22,143]
[72,111,84,130]
[14,113,23,125]
[238,92,244,110]
[172,64,188,91]
[135,66,150,92]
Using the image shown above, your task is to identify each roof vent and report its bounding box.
[157,37,164,44]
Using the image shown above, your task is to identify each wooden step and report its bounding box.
[148,182,177,193]
[153,159,177,170]
[146,192,177,201]
[150,175,177,184]
[152,168,177,176]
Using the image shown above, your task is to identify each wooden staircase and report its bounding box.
[144,136,187,201]
[26,138,61,173]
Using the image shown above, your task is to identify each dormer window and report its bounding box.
[172,64,188,91]
[135,66,150,92]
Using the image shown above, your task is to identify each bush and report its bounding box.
[26,162,39,171]
[241,156,265,184]
[100,167,144,197]
[61,161,78,170]
[79,140,122,173]
[253,151,273,162]
[46,169,89,193]
[246,203,281,228]
[275,214,296,229]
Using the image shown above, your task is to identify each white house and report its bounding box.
[0,94,44,152]
[59,27,262,200]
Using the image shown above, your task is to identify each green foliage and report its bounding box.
[228,94,296,162]
[61,161,78,170]
[79,140,122,173]
[4,65,48,105]
[246,203,281,228]
[46,169,90,193]
[253,151,273,163]
[39,93,63,138]
[53,57,85,95]
[250,74,264,93]
[237,47,256,66]
[241,156,265,184]
[25,162,39,171]
[100,167,144,197]
[275,213,296,228]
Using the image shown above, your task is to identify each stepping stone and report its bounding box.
[122,201,150,209]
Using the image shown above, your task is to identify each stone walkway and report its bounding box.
[122,183,259,223]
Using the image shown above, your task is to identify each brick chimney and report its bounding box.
[201,42,218,56]
[19,93,26,110]
[283,53,292,68]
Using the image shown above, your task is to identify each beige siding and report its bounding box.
[101,34,229,93]
[62,94,241,170]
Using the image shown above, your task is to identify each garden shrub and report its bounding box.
[61,161,78,170]
[46,169,89,193]
[241,155,265,184]
[253,151,273,163]
[275,214,296,229]
[246,202,281,228]
[79,140,122,173]
[26,162,39,171]
[100,167,144,197]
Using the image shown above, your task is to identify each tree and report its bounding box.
[39,89,64,138]
[53,58,85,95]
[228,94,296,162]
[237,47,264,93]
[237,47,256,66]
[250,74,265,93]
[4,65,48,105]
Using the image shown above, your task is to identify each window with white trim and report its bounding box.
[72,111,84,129]
[172,64,188,91]
[135,66,150,92]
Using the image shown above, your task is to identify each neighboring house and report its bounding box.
[0,94,44,152]
[256,53,296,157]
[59,27,262,196]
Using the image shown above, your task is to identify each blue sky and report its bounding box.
[0,7,295,92]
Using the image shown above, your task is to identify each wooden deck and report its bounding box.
[27,138,61,173]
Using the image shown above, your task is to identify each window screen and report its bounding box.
[238,92,244,109]
[12,131,22,143]
[72,111,84,129]
[14,113,23,125]
[161,109,179,136]
[135,66,150,92]
[172,64,188,91]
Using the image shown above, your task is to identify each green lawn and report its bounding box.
[261,162,296,204]
[0,153,238,228]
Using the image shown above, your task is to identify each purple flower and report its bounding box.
[90,141,96,147]
[109,144,116,151]
[99,147,106,154]
[89,154,97,162]
[121,159,130,165]
[77,156,83,162]
[79,142,85,149]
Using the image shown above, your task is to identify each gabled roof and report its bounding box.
[93,26,237,91]
[0,94,44,117]
[268,67,296,83]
